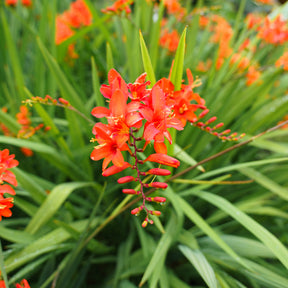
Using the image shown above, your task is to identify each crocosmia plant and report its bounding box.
[1,0,288,287]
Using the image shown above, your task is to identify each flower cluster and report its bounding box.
[0,149,18,221]
[90,69,243,226]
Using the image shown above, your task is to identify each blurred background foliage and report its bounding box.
[0,0,288,287]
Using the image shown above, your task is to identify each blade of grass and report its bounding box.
[139,30,156,86]
[191,190,288,269]
[179,245,218,288]
[25,182,96,234]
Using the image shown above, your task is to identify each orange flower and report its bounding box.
[21,0,32,7]
[163,0,186,20]
[5,0,17,6]
[275,51,288,71]
[196,59,212,72]
[246,66,262,86]
[0,149,18,221]
[63,0,92,28]
[159,29,180,52]
[254,0,274,4]
[245,13,264,30]
[258,15,288,45]
[55,16,75,45]
[101,0,133,15]
[230,53,250,71]
[15,279,31,288]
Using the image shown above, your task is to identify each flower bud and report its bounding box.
[206,116,217,124]
[148,182,168,189]
[199,109,209,118]
[152,197,166,203]
[117,176,136,184]
[151,210,161,216]
[145,153,180,168]
[131,206,143,215]
[147,168,171,176]
[214,122,224,129]
[122,189,139,195]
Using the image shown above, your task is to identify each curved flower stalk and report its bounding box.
[90,68,243,227]
[0,149,19,221]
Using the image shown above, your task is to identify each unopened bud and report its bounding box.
[145,153,180,168]
[122,189,139,195]
[147,168,171,176]
[118,176,136,184]
[214,122,224,129]
[142,219,148,228]
[199,109,209,118]
[149,182,168,189]
[151,210,161,216]
[131,206,143,215]
[58,98,70,106]
[206,116,217,124]
[148,197,166,203]
[220,129,231,135]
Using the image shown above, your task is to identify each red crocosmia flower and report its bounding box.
[90,126,130,171]
[0,195,14,221]
[100,69,128,99]
[67,0,92,28]
[5,0,17,6]
[21,0,32,7]
[275,51,288,71]
[245,13,264,30]
[55,16,75,45]
[127,73,151,101]
[0,280,5,288]
[142,85,183,151]
[163,0,186,20]
[0,149,19,171]
[101,0,133,15]
[15,279,31,288]
[258,15,288,45]
[159,29,180,53]
[246,66,262,86]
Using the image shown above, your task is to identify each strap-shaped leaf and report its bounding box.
[170,27,187,91]
[139,30,156,87]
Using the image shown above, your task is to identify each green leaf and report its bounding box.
[239,167,288,201]
[170,27,187,91]
[0,136,89,181]
[25,182,96,234]
[5,219,99,273]
[106,42,114,72]
[37,37,87,115]
[179,245,218,288]
[176,195,248,268]
[91,57,105,107]
[139,214,177,287]
[192,190,288,269]
[1,10,25,101]
[195,157,288,180]
[139,30,156,86]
